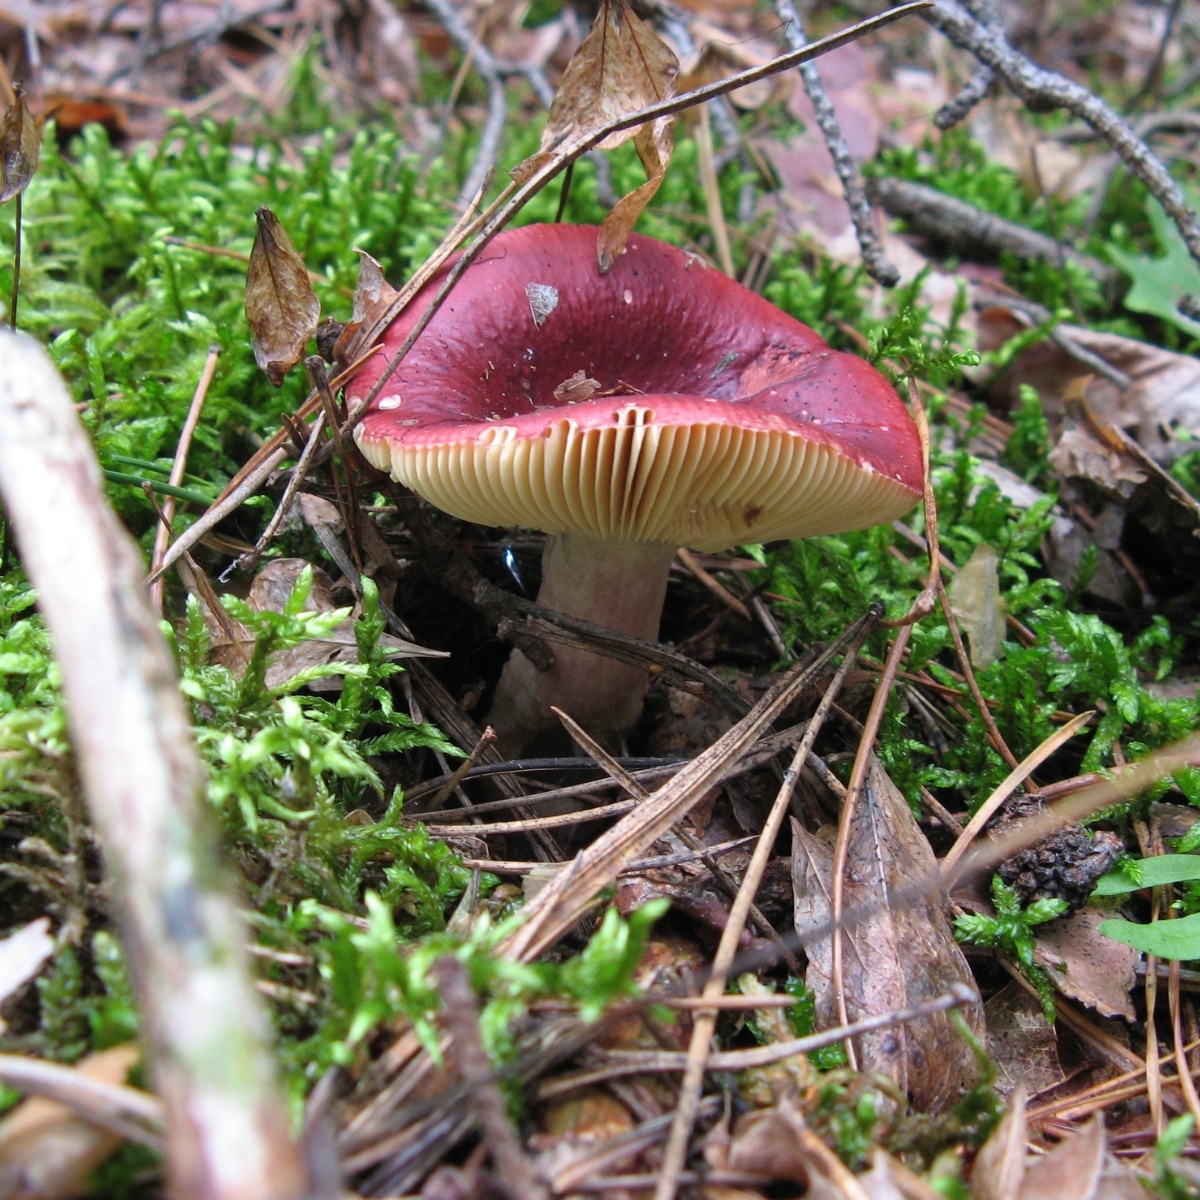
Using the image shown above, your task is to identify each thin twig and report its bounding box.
[149,343,221,616]
[234,409,326,575]
[422,0,508,206]
[774,0,898,286]
[0,331,315,1200]
[935,63,995,128]
[431,956,548,1200]
[922,0,1200,267]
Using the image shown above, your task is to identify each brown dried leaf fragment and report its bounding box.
[553,370,602,403]
[792,756,984,1114]
[597,118,673,272]
[1018,1114,1105,1200]
[510,0,678,270]
[246,207,320,387]
[0,86,40,205]
[971,1085,1027,1200]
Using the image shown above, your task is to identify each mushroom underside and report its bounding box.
[347,224,922,752]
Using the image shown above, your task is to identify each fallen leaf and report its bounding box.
[791,757,984,1113]
[552,370,602,403]
[510,0,678,270]
[245,206,321,387]
[979,301,1200,447]
[948,543,1006,668]
[1094,1151,1156,1199]
[1047,403,1200,601]
[205,555,445,690]
[1018,1114,1104,1200]
[0,85,40,205]
[596,119,673,272]
[1034,907,1138,1021]
[970,1085,1027,1200]
[984,982,1064,1098]
[351,248,399,327]
[726,1106,813,1190]
[0,918,54,1033]
[0,1044,140,1200]
[677,26,792,110]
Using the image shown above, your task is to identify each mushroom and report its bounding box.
[348,224,922,752]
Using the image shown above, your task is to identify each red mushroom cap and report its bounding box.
[350,224,921,551]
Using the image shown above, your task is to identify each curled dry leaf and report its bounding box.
[331,248,401,367]
[1034,907,1138,1021]
[791,757,984,1114]
[1018,1114,1105,1200]
[510,0,678,270]
[245,206,321,387]
[0,86,40,205]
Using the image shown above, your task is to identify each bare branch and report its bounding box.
[0,330,316,1200]
[774,0,899,286]
[923,0,1200,267]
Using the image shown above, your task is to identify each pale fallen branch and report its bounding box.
[0,330,317,1200]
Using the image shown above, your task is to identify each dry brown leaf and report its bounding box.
[948,543,1006,668]
[0,86,40,205]
[1047,403,1200,593]
[978,305,1200,447]
[1034,907,1138,1021]
[791,757,984,1114]
[552,370,602,403]
[245,206,321,387]
[0,918,54,1034]
[1094,1152,1156,1199]
[351,248,400,327]
[596,118,673,272]
[726,1107,813,1191]
[970,1085,1028,1200]
[677,25,792,110]
[1017,1115,1104,1200]
[205,556,444,690]
[0,1044,139,1200]
[510,0,678,270]
[984,982,1064,1098]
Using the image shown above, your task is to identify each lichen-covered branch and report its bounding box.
[923,0,1200,266]
[774,0,899,286]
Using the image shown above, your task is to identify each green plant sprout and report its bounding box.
[954,878,1067,1020]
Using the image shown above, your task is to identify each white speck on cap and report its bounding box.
[378,395,402,410]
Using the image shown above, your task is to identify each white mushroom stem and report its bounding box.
[488,534,678,754]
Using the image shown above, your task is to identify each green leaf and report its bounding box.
[1093,854,1200,895]
[1109,200,1200,339]
[1099,912,1200,960]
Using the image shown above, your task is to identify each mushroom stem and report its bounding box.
[488,533,678,755]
